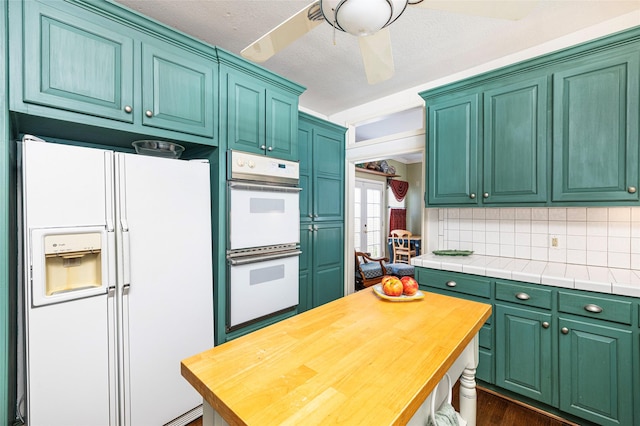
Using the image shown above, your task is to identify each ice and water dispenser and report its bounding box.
[30,227,108,306]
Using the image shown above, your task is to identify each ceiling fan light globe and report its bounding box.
[321,0,408,36]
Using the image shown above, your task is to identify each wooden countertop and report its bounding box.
[181,289,491,425]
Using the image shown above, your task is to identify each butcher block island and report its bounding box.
[181,289,492,425]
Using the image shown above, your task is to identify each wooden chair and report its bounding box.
[355,251,389,290]
[390,229,416,264]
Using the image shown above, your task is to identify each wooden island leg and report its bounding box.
[458,365,478,426]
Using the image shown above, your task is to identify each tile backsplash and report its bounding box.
[437,207,639,269]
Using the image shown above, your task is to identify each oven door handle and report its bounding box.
[228,181,302,193]
[228,250,302,266]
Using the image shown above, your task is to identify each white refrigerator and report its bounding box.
[20,136,214,426]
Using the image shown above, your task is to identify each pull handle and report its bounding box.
[584,304,603,314]
[542,321,550,329]
[145,110,153,118]
[446,280,457,287]
[483,192,489,199]
[561,327,569,335]
[122,229,131,289]
[469,193,476,199]
[515,292,530,301]
[628,186,637,194]
[124,105,132,113]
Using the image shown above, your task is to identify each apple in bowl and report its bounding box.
[400,276,419,296]
[381,276,403,297]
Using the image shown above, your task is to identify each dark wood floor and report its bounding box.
[187,384,577,425]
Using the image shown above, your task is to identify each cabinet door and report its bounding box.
[23,0,134,122]
[483,76,548,204]
[312,222,344,307]
[266,90,298,161]
[552,51,640,202]
[427,92,480,205]
[298,224,313,313]
[495,304,554,406]
[558,317,633,426]
[224,71,266,156]
[298,120,313,222]
[312,129,344,221]
[141,42,215,138]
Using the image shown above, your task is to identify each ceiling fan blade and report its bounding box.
[358,28,395,85]
[241,1,324,63]
[413,0,538,20]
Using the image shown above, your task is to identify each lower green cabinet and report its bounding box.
[298,222,344,313]
[495,304,554,406]
[558,317,633,426]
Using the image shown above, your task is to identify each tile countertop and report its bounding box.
[411,253,640,298]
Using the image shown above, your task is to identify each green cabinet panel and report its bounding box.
[495,304,554,406]
[552,50,640,202]
[298,122,313,221]
[483,76,548,204]
[22,0,135,122]
[427,92,480,205]
[298,223,313,313]
[141,42,215,137]
[223,67,299,160]
[478,349,494,384]
[558,317,633,426]
[495,279,553,310]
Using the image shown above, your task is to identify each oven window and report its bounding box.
[250,264,285,285]
[250,198,285,213]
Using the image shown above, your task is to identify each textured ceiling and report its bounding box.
[115,0,640,118]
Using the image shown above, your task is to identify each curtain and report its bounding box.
[389,208,406,235]
[389,179,409,201]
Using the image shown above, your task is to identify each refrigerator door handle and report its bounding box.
[122,229,131,288]
[107,230,117,289]
[104,152,115,232]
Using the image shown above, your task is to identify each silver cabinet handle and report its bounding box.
[268,146,273,151]
[628,186,637,194]
[561,327,569,335]
[584,304,603,314]
[314,214,319,218]
[469,193,476,199]
[446,280,457,287]
[542,321,550,329]
[308,214,313,218]
[483,192,489,198]
[308,225,313,232]
[124,105,132,113]
[515,292,530,301]
[145,110,153,117]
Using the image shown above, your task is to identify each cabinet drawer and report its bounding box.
[558,291,632,325]
[495,280,552,310]
[479,324,492,350]
[418,269,491,299]
[477,349,494,384]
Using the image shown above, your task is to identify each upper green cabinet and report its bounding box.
[425,74,548,206]
[10,0,218,144]
[299,112,346,222]
[552,49,640,202]
[220,58,304,161]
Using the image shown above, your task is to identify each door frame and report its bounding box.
[354,177,385,257]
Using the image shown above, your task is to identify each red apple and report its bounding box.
[400,276,419,296]
[382,277,403,297]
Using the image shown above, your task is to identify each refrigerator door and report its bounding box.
[116,153,214,426]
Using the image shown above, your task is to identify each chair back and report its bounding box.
[390,229,415,264]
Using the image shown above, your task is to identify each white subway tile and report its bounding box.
[549,221,567,234]
[608,252,630,269]
[486,219,500,232]
[472,231,486,243]
[531,233,548,247]
[486,243,500,256]
[472,219,485,231]
[549,208,567,221]
[500,232,515,245]
[500,208,516,220]
[548,249,567,263]
[608,236,630,253]
[567,235,586,250]
[586,250,608,267]
[515,208,532,220]
[472,242,486,255]
[631,207,640,222]
[586,221,607,236]
[531,220,549,234]
[499,245,515,258]
[631,238,640,254]
[485,208,500,219]
[608,207,631,222]
[586,235,607,250]
[448,209,460,219]
[515,232,531,246]
[566,249,586,265]
[608,222,630,238]
[459,208,473,219]
[567,221,586,236]
[500,220,515,232]
[472,209,486,219]
[460,219,473,231]
[515,220,531,233]
[515,245,531,259]
[567,207,587,221]
[587,207,608,221]
[531,247,548,261]
[531,208,548,220]
[486,231,500,244]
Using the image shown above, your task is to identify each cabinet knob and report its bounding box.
[584,304,603,314]
[268,146,273,151]
[446,280,457,287]
[628,186,637,194]
[308,225,313,232]
[483,192,489,199]
[124,105,132,113]
[145,110,153,118]
[314,214,319,218]
[515,292,530,301]
[542,321,550,329]
[308,214,313,218]
[561,327,569,335]
[469,193,476,199]
[260,145,267,150]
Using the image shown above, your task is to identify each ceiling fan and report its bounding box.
[241,0,536,85]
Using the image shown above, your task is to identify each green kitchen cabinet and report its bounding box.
[11,0,217,143]
[298,112,346,222]
[425,74,548,206]
[482,76,548,204]
[426,91,480,205]
[552,49,640,202]
[495,304,554,406]
[299,222,344,312]
[221,64,302,161]
[558,318,633,426]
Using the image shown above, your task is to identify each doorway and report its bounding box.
[354,179,384,257]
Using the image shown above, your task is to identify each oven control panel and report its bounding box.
[229,150,299,184]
